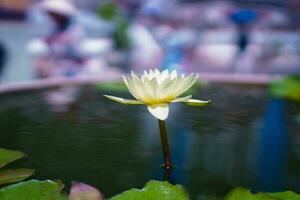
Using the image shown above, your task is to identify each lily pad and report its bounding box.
[224,188,275,200]
[224,187,300,200]
[0,169,35,185]
[0,148,25,168]
[0,180,66,200]
[268,191,300,200]
[110,180,189,200]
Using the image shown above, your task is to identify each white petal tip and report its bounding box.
[104,95,142,105]
[185,99,211,106]
[147,104,169,120]
[171,95,192,103]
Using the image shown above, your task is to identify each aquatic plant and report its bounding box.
[0,148,34,186]
[104,69,210,170]
[270,76,300,103]
[97,2,130,49]
[0,180,66,200]
[270,76,300,121]
[66,183,300,200]
[2,178,300,200]
[110,180,189,200]
[224,187,300,200]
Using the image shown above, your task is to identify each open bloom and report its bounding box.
[104,69,210,120]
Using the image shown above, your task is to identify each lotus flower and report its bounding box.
[69,182,103,200]
[104,69,210,120]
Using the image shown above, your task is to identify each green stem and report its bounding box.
[158,120,172,170]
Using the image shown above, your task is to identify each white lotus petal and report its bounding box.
[154,69,160,77]
[173,73,198,96]
[149,69,154,76]
[113,69,209,110]
[131,73,150,101]
[104,95,143,105]
[142,76,157,101]
[143,70,148,77]
[170,70,178,80]
[184,99,211,106]
[159,77,178,99]
[160,77,183,99]
[123,76,140,100]
[147,104,169,120]
[158,69,169,84]
[171,95,192,103]
[162,69,169,74]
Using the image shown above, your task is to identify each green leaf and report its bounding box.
[224,187,253,200]
[110,180,189,200]
[0,180,65,200]
[268,191,300,200]
[224,187,275,200]
[114,19,130,49]
[224,187,300,200]
[0,169,35,185]
[270,76,300,102]
[97,3,118,20]
[0,148,25,168]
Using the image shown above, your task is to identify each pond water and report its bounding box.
[0,84,300,199]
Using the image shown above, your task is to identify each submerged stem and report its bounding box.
[158,120,172,171]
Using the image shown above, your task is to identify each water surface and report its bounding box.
[0,84,300,199]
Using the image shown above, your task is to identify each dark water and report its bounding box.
[0,84,300,199]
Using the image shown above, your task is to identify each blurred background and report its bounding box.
[1,1,300,199]
[0,0,300,83]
